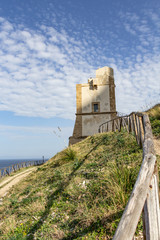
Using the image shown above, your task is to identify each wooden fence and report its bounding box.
[99,112,160,240]
[0,159,47,179]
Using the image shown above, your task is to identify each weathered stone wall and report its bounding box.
[81,85,110,113]
[82,114,111,136]
[72,84,82,138]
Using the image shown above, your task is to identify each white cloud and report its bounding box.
[0,17,95,119]
[124,23,136,35]
[0,11,160,120]
[114,53,160,113]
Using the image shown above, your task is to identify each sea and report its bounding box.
[0,159,43,170]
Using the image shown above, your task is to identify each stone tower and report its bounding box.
[69,66,116,145]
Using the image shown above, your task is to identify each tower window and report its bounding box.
[92,102,100,113]
[94,104,98,112]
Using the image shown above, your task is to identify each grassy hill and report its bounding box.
[0,107,160,240]
[146,104,160,138]
[0,131,143,240]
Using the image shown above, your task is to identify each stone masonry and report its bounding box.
[69,66,117,145]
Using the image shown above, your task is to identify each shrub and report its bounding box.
[61,147,77,162]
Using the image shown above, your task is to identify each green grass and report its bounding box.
[146,104,160,138]
[1,106,159,239]
[149,117,160,138]
[0,131,144,240]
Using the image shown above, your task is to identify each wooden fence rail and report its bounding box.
[0,159,47,179]
[99,112,160,240]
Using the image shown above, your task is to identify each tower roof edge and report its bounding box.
[96,66,114,77]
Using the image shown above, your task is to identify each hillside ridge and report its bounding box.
[0,105,159,240]
[0,131,144,239]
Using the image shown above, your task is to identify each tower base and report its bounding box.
[69,136,87,145]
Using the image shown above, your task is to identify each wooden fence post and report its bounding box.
[112,154,157,240]
[143,174,160,239]
[126,117,129,133]
[132,114,139,144]
[135,115,141,146]
[128,116,132,132]
[130,114,134,134]
[139,116,144,145]
[112,120,114,131]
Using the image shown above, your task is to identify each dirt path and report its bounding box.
[154,137,160,156]
[0,167,36,198]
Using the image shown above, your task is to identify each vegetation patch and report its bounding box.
[147,104,160,138]
[0,106,159,239]
[0,131,148,239]
[149,117,160,138]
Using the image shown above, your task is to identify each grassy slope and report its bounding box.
[0,107,159,240]
[146,104,160,138]
[0,131,143,240]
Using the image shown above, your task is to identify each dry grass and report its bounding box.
[146,103,160,138]
[146,103,160,119]
[0,131,144,240]
[1,106,159,239]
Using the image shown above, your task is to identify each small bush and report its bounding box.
[61,147,77,162]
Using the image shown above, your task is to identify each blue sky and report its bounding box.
[0,0,160,159]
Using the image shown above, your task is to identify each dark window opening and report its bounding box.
[94,104,99,112]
